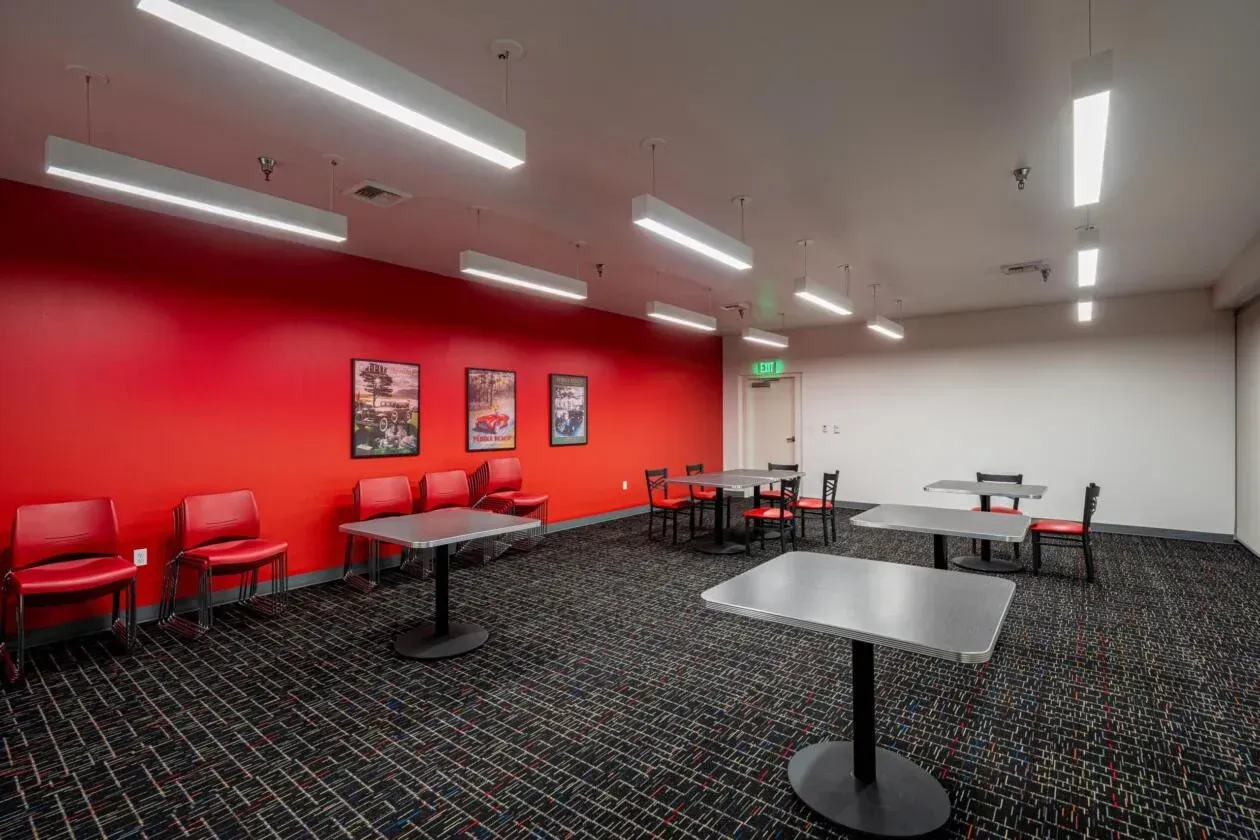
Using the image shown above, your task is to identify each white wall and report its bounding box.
[724,290,1236,535]
[1238,300,1260,552]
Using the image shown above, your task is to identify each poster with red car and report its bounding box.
[466,368,516,451]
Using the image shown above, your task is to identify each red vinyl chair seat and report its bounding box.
[651,497,691,510]
[183,538,289,571]
[745,507,794,520]
[1031,519,1085,535]
[759,489,785,499]
[692,488,718,501]
[487,490,550,509]
[11,555,136,596]
[794,498,833,510]
[973,505,1021,515]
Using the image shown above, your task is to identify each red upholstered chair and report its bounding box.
[159,490,288,639]
[745,477,799,555]
[758,462,799,503]
[1,499,138,683]
[686,463,731,532]
[795,471,839,545]
[470,457,548,549]
[418,470,472,512]
[970,472,1024,559]
[1032,483,1101,582]
[343,476,414,592]
[646,468,694,544]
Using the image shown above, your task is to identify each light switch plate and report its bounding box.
[622,480,628,490]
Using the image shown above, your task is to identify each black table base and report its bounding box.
[692,487,748,555]
[949,493,1023,574]
[789,639,950,837]
[393,544,487,660]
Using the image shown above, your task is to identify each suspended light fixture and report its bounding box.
[1077,299,1095,323]
[794,250,854,316]
[1077,225,1100,287]
[1071,1,1111,206]
[458,210,586,300]
[742,327,789,349]
[135,0,525,169]
[45,136,347,242]
[866,286,905,340]
[630,141,752,270]
[646,300,717,332]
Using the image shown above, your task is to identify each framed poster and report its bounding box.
[466,368,516,451]
[550,374,588,446]
[351,359,419,458]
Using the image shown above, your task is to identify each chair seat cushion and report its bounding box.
[184,538,288,570]
[795,498,834,510]
[487,490,550,509]
[759,489,785,499]
[744,507,794,520]
[12,556,137,596]
[973,505,1021,515]
[652,497,691,510]
[1031,519,1085,535]
[691,488,718,501]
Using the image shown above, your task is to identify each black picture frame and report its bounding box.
[466,367,517,452]
[549,373,588,446]
[351,358,420,459]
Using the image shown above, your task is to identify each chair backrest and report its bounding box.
[686,463,704,476]
[485,457,523,494]
[777,477,801,511]
[977,471,1023,509]
[769,462,799,472]
[821,471,839,503]
[419,470,471,512]
[177,490,261,551]
[1082,483,1101,529]
[354,476,413,521]
[9,498,119,572]
[645,468,669,502]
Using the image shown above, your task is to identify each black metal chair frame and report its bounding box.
[760,462,799,502]
[1032,483,1101,582]
[797,471,839,545]
[745,477,800,555]
[646,468,694,544]
[685,463,731,532]
[971,471,1024,559]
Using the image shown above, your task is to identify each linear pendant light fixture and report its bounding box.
[459,250,586,301]
[793,245,854,316]
[742,327,789,348]
[135,0,525,169]
[1071,0,1112,208]
[866,285,905,340]
[1077,299,1095,322]
[1077,225,1100,287]
[45,135,347,242]
[646,300,717,332]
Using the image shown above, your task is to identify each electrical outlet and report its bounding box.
[133,548,148,567]
[821,424,829,433]
[622,480,628,491]
[834,425,841,434]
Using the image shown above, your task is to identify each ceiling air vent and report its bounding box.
[343,180,412,208]
[1000,260,1052,282]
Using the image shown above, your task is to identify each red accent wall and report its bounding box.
[0,180,722,626]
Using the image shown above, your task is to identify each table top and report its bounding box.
[668,469,804,490]
[924,479,1047,499]
[701,552,1015,663]
[339,508,540,548]
[850,504,1030,542]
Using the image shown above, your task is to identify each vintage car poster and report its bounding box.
[352,359,419,458]
[467,368,516,451]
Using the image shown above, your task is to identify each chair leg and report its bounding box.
[689,506,695,541]
[800,514,807,541]
[745,520,752,555]
[126,578,138,649]
[1083,536,1095,583]
[0,585,14,684]
[1032,533,1042,574]
[792,518,798,550]
[779,520,787,553]
[1015,541,1021,560]
[10,593,26,683]
[647,509,655,541]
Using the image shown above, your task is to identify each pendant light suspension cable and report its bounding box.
[84,74,94,146]
[842,264,851,297]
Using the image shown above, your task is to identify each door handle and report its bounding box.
[786,436,796,443]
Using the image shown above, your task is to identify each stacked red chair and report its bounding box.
[1,498,138,683]
[159,489,289,639]
[1031,483,1101,582]
[469,457,548,551]
[344,475,415,592]
[421,470,500,564]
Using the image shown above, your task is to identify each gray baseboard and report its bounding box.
[1089,523,1233,544]
[549,505,649,532]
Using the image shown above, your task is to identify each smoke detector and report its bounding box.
[343,180,412,208]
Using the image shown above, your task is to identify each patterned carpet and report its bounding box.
[2,508,1258,839]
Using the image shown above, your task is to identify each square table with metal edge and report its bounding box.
[851,503,1030,571]
[701,552,1015,837]
[339,508,539,660]
[667,469,804,555]
[924,480,1047,573]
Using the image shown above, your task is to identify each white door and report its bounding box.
[745,377,798,468]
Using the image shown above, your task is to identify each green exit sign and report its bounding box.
[751,359,784,377]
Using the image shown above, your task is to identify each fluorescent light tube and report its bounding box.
[645,301,717,332]
[459,251,587,301]
[136,0,525,169]
[631,194,752,270]
[866,314,905,340]
[45,136,347,242]
[742,327,789,349]
[793,276,853,315]
[1071,50,1113,206]
[1077,300,1094,322]
[1077,226,1100,288]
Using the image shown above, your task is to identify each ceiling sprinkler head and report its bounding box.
[1013,166,1031,191]
[258,156,276,182]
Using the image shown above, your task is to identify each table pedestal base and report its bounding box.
[788,742,950,837]
[950,554,1022,573]
[394,621,488,660]
[692,541,747,556]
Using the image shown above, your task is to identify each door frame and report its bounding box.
[737,372,804,472]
